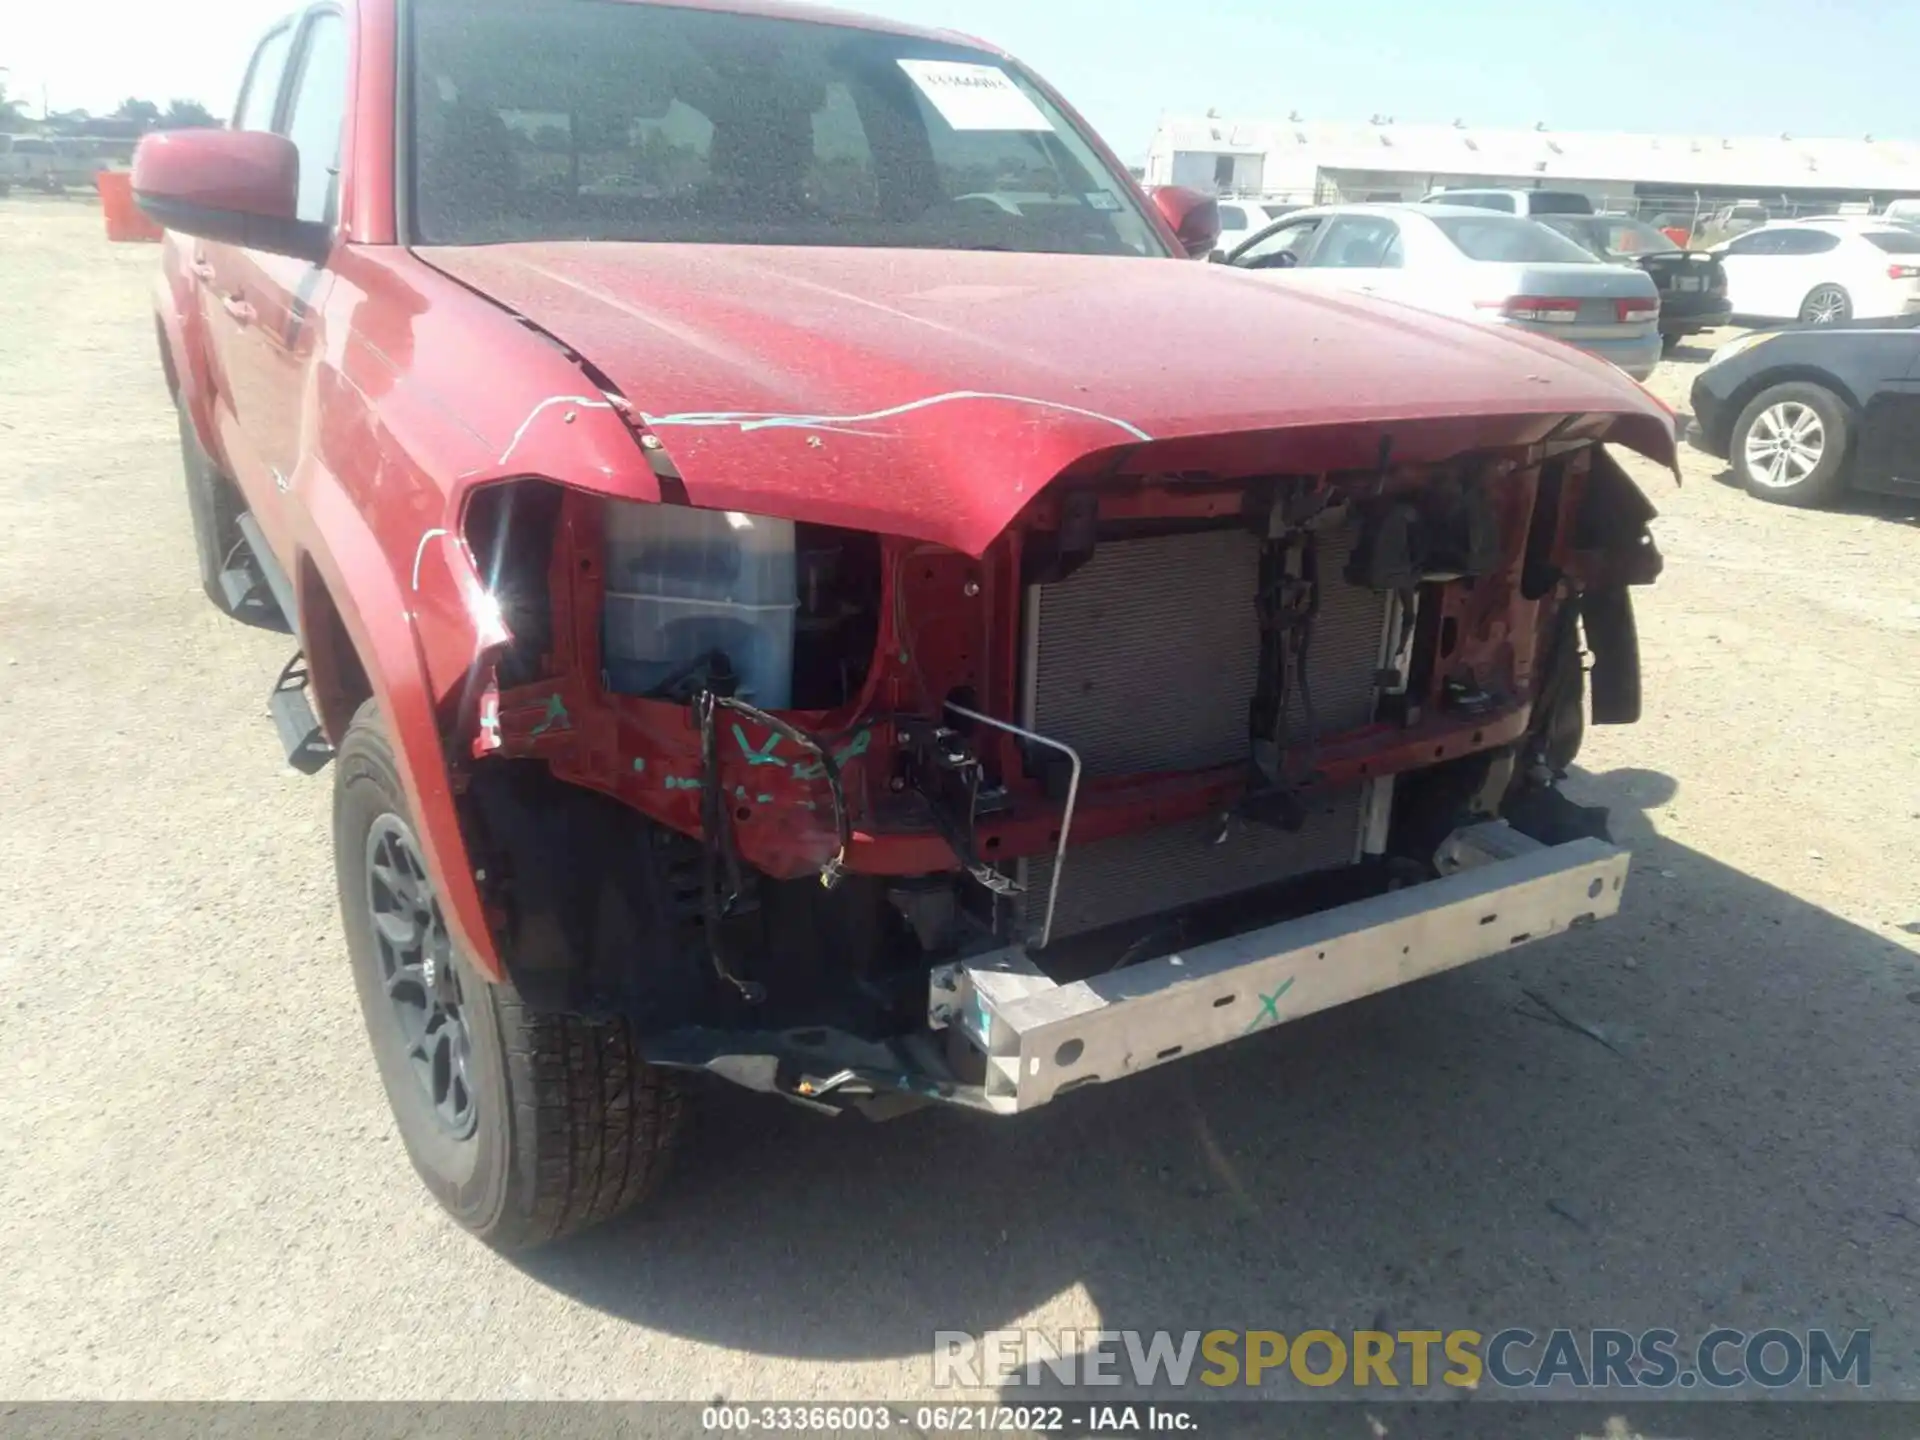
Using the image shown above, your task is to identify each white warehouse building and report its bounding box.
[1142,115,1920,218]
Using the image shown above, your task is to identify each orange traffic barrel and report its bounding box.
[97,169,164,243]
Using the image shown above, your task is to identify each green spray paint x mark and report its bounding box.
[1242,978,1296,1035]
[733,725,785,767]
[530,694,571,736]
[794,729,872,782]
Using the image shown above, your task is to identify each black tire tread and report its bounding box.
[336,699,685,1251]
[177,401,246,611]
[491,998,686,1248]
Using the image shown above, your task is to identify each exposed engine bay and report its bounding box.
[455,435,1661,1112]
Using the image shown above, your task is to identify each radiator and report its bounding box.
[1020,521,1388,941]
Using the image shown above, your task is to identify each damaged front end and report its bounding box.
[449,423,1664,1115]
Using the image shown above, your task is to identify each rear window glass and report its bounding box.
[1865,230,1920,254]
[1432,216,1598,264]
[1542,216,1679,259]
[1525,192,1593,215]
[408,0,1162,255]
[1434,193,1514,213]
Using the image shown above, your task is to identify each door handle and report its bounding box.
[221,293,257,326]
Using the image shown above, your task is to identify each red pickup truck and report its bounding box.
[138,0,1673,1249]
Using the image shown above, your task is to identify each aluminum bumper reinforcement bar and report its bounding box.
[928,823,1630,1114]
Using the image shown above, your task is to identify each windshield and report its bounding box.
[1865,230,1920,254]
[1431,215,1599,264]
[408,0,1164,255]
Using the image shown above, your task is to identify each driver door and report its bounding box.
[1227,216,1325,277]
[1294,214,1410,304]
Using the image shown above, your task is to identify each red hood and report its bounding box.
[418,243,1677,556]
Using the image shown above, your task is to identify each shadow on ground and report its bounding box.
[514,766,1920,1400]
[1704,463,1920,524]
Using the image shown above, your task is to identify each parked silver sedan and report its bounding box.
[1222,203,1664,379]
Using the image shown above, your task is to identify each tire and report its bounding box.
[1798,284,1852,325]
[335,700,685,1249]
[175,398,246,611]
[1729,381,1851,508]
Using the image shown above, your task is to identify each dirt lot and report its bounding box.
[2,195,1919,1403]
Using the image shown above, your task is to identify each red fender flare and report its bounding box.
[299,476,503,982]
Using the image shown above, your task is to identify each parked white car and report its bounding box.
[1713,222,1920,324]
[1211,199,1295,260]
[1223,203,1663,379]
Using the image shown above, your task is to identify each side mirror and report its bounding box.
[1147,185,1222,260]
[132,129,331,263]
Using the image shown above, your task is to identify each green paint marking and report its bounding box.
[664,776,703,791]
[757,794,775,805]
[734,784,748,799]
[1242,978,1296,1035]
[631,757,646,774]
[788,729,869,783]
[733,725,785,767]
[530,693,571,736]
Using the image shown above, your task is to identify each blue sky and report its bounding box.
[6,0,1911,158]
[857,0,1913,157]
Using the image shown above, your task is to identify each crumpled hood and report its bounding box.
[419,242,1677,555]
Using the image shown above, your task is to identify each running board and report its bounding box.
[218,563,264,612]
[237,514,299,630]
[269,653,333,774]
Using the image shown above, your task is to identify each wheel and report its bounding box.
[335,701,685,1249]
[1798,285,1852,324]
[1730,382,1851,507]
[175,398,246,611]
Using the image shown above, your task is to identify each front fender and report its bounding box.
[299,472,504,983]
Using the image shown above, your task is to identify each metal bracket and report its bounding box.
[943,700,1082,950]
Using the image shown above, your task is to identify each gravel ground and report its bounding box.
[2,196,1918,1404]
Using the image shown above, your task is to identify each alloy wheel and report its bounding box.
[1743,401,1826,490]
[1801,286,1848,324]
[365,813,476,1139]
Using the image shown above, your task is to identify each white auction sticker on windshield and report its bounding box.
[897,60,1053,132]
